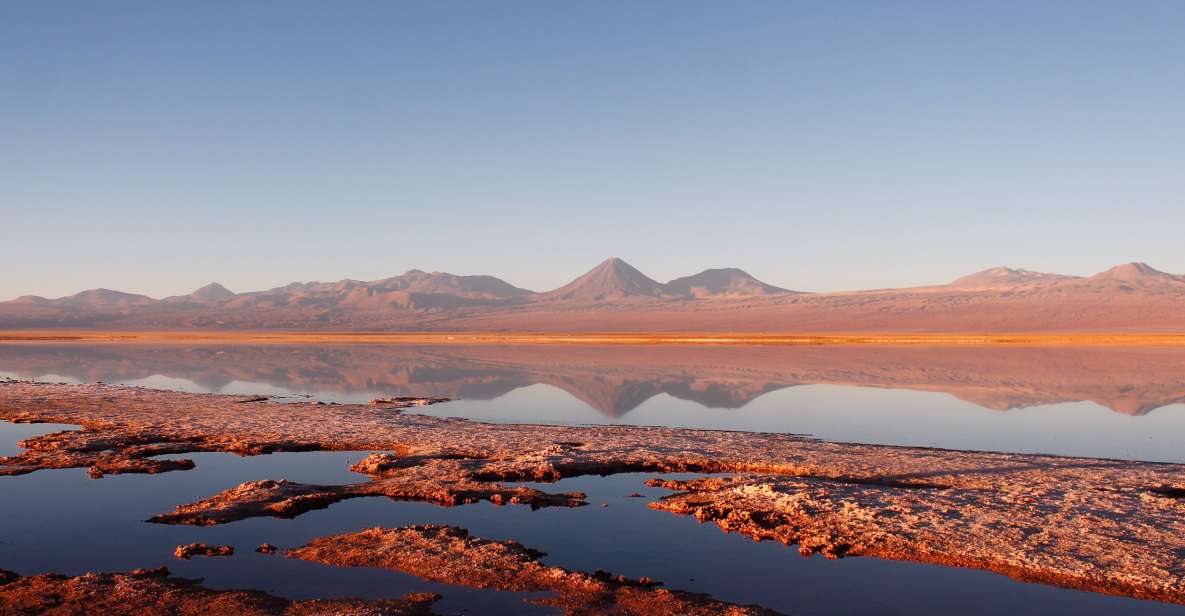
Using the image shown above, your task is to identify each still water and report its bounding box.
[0,430,1180,615]
[2,343,1184,461]
[2,343,1185,613]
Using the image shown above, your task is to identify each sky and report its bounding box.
[2,1,1183,300]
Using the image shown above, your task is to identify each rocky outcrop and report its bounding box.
[0,566,440,615]
[148,471,585,526]
[174,543,234,559]
[287,524,781,615]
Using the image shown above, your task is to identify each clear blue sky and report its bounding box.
[3,1,1183,299]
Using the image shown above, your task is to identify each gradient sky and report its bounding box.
[3,2,1183,300]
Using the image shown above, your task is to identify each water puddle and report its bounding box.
[1,422,1180,614]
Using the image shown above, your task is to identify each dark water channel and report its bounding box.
[1,423,1180,615]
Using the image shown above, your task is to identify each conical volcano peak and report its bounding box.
[538,258,668,301]
[595,257,641,275]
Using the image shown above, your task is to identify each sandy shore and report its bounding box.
[5,330,1185,346]
[2,381,1184,607]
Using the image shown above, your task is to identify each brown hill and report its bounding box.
[62,289,157,308]
[948,267,1076,290]
[163,283,236,305]
[373,270,533,299]
[3,260,1185,332]
[664,268,793,298]
[1080,262,1185,289]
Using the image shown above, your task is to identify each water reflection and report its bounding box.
[0,434,1177,616]
[2,343,1185,461]
[6,344,1185,414]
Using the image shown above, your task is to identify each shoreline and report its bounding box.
[5,330,1185,346]
[3,381,1185,605]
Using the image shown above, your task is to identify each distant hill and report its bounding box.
[1081,262,1185,288]
[372,270,534,299]
[665,268,794,298]
[3,259,1185,332]
[947,267,1076,290]
[62,289,157,308]
[164,283,237,305]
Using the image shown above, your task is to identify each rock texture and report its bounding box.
[648,475,1185,603]
[0,566,440,615]
[174,543,233,559]
[368,397,451,407]
[2,382,1185,604]
[287,524,780,615]
[148,471,585,526]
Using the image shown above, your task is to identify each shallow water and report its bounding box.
[3,343,1185,461]
[1,424,1180,615]
[4,343,1185,612]
[0,422,77,457]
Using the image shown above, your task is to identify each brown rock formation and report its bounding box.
[148,471,585,526]
[174,543,234,559]
[0,566,440,615]
[287,524,781,615]
[647,474,1185,603]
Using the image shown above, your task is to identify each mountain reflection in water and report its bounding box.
[5,344,1185,415]
[3,343,1185,462]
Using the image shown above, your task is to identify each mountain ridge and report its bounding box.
[3,259,1185,332]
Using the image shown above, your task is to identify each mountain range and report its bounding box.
[3,258,1185,332]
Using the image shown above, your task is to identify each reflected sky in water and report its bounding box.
[4,344,1185,613]
[0,434,1178,616]
[2,343,1185,462]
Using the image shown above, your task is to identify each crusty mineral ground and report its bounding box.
[288,524,780,615]
[369,397,451,407]
[0,566,440,615]
[2,381,1185,604]
[174,543,233,559]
